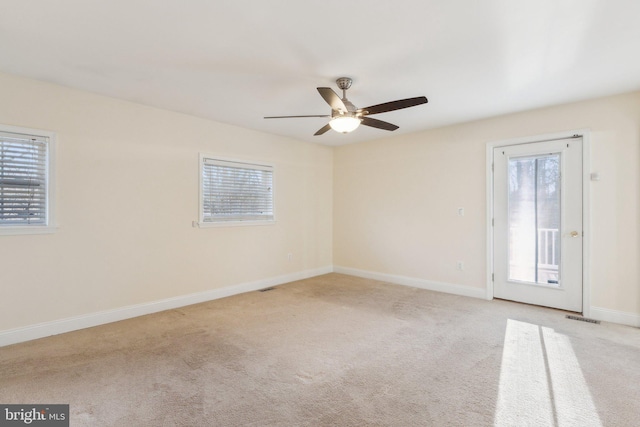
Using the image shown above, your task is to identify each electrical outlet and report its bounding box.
[456,261,464,271]
[457,207,465,216]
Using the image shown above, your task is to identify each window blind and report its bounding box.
[202,158,274,223]
[0,132,48,226]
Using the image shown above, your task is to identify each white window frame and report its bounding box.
[0,124,56,236]
[198,154,275,227]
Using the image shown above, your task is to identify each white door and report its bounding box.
[493,137,583,312]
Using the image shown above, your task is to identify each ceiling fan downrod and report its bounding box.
[336,77,353,100]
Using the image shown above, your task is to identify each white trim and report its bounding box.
[333,266,486,299]
[197,219,276,228]
[581,131,592,317]
[0,225,57,235]
[0,266,332,347]
[485,143,494,300]
[198,152,276,226]
[0,123,57,235]
[486,129,591,314]
[590,306,640,328]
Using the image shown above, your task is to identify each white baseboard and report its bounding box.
[0,266,333,347]
[5,266,635,348]
[334,267,640,328]
[589,306,640,328]
[333,266,486,300]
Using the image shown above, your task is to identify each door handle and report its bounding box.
[569,231,580,238]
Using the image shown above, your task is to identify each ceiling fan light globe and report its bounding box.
[329,116,361,133]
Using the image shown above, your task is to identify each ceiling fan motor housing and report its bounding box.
[332,100,358,117]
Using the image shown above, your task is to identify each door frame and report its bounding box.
[486,129,591,316]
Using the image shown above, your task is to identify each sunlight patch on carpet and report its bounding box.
[494,319,602,427]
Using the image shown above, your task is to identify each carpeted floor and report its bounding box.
[1,273,639,426]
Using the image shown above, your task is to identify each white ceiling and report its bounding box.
[1,1,639,146]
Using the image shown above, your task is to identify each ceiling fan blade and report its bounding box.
[362,96,428,115]
[314,123,332,136]
[361,117,399,131]
[264,114,330,119]
[317,87,348,112]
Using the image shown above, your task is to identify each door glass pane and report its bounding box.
[508,154,561,285]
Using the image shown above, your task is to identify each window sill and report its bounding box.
[0,225,57,236]
[196,220,276,228]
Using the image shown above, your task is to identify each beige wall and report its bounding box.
[0,72,333,331]
[334,91,640,317]
[1,70,639,335]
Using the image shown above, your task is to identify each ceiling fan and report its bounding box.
[264,77,428,135]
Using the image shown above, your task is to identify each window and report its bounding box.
[199,156,274,226]
[0,126,55,235]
